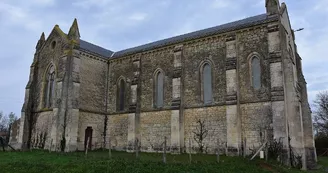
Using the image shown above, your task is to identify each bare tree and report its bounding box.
[192,119,209,153]
[0,111,9,132]
[8,112,17,125]
[313,91,328,136]
[0,111,17,132]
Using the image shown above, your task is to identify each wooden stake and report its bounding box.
[163,136,167,164]
[216,138,220,163]
[49,139,53,153]
[250,141,268,160]
[225,142,228,156]
[135,138,139,159]
[243,137,247,158]
[189,138,192,164]
[108,136,112,159]
[265,130,268,162]
[85,137,90,158]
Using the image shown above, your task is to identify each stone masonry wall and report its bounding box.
[34,31,66,111]
[183,37,226,107]
[31,111,53,149]
[140,111,171,151]
[184,106,226,153]
[79,54,107,112]
[140,51,174,111]
[104,23,275,155]
[108,113,129,151]
[240,102,272,154]
[77,112,105,150]
[237,27,271,103]
[107,58,134,113]
[107,26,272,112]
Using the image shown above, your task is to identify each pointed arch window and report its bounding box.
[155,71,164,108]
[251,56,261,89]
[44,65,55,108]
[117,79,126,111]
[202,63,212,104]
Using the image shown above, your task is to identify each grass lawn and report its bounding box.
[0,150,327,173]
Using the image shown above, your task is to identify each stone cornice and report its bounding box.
[33,108,53,114]
[79,108,107,115]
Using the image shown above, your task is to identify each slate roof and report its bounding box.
[79,40,113,57]
[79,13,278,58]
[112,13,279,58]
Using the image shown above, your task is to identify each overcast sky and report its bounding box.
[0,0,327,116]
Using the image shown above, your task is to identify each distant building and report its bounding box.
[0,131,7,138]
[0,131,8,144]
[13,0,316,169]
[9,119,20,148]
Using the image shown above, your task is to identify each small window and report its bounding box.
[155,71,164,108]
[117,79,125,111]
[251,57,261,89]
[51,41,56,49]
[202,63,212,104]
[44,65,55,108]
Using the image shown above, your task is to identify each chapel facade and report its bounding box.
[12,0,316,168]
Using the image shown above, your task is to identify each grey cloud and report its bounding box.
[0,0,327,116]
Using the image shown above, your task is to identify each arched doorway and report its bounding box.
[84,126,93,150]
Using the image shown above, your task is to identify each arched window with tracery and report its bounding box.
[117,78,126,111]
[202,63,212,104]
[155,71,164,108]
[251,56,261,89]
[44,65,55,108]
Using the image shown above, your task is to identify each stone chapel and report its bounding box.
[11,0,316,168]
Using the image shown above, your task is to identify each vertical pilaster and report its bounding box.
[268,24,286,140]
[52,49,70,151]
[170,45,183,153]
[65,49,81,151]
[49,75,63,151]
[225,35,240,156]
[127,113,136,151]
[268,23,290,163]
[127,56,141,152]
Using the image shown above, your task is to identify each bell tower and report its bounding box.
[266,0,280,15]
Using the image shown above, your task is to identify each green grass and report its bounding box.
[0,150,327,173]
[318,156,328,167]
